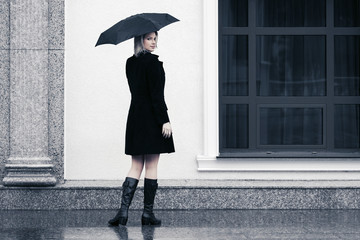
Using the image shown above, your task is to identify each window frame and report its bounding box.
[218,0,360,158]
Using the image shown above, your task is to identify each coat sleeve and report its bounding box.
[147,57,170,126]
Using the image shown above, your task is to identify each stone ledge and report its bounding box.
[3,179,360,189]
[0,180,360,210]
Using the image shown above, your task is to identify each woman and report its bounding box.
[109,31,175,226]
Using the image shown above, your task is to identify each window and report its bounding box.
[219,0,360,156]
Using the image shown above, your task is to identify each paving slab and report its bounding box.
[0,209,359,240]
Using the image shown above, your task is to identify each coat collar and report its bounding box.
[135,50,158,58]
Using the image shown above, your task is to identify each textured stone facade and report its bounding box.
[0,0,64,185]
[0,0,10,186]
[1,180,360,210]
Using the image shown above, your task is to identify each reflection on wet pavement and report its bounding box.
[0,210,359,239]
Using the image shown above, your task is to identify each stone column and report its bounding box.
[0,0,10,183]
[3,0,56,186]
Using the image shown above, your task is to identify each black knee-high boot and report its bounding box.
[108,177,139,226]
[141,178,161,225]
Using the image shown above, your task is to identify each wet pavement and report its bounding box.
[0,209,359,239]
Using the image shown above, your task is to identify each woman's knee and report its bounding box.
[131,155,144,169]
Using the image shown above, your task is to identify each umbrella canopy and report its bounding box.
[95,13,179,47]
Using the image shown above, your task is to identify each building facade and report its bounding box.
[0,0,359,186]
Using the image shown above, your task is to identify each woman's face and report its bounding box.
[143,32,157,52]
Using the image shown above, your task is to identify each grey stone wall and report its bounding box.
[48,0,65,183]
[0,0,64,184]
[0,0,11,184]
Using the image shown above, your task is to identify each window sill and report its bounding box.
[196,154,360,173]
[218,151,360,159]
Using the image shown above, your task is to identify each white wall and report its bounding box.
[65,0,205,180]
[66,0,360,181]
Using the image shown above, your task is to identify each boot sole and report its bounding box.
[108,217,128,226]
[141,217,161,226]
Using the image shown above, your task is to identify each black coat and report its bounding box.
[125,52,175,155]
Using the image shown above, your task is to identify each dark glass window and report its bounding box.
[335,105,360,148]
[221,36,248,96]
[257,36,326,96]
[221,104,248,148]
[257,0,326,27]
[259,107,323,146]
[219,0,360,156]
[334,0,360,27]
[334,36,360,96]
[220,0,248,27]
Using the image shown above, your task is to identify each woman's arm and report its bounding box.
[147,58,170,126]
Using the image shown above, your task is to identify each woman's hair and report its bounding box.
[134,31,158,57]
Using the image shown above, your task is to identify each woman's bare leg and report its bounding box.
[127,155,145,179]
[144,154,160,179]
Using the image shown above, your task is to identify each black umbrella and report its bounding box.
[95,13,179,47]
